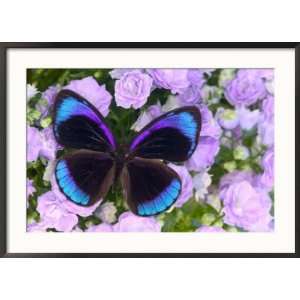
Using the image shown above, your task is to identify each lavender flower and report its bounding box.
[27,126,42,162]
[131,103,163,131]
[27,126,59,162]
[258,96,274,146]
[168,164,193,208]
[196,226,225,232]
[186,105,221,171]
[198,104,222,139]
[86,223,114,232]
[109,68,143,79]
[113,212,161,232]
[256,147,274,191]
[115,70,153,109]
[178,85,201,105]
[187,69,206,87]
[147,69,190,94]
[94,202,117,224]
[237,106,260,130]
[219,171,273,232]
[27,220,49,232]
[219,170,255,191]
[225,69,267,107]
[65,76,112,117]
[39,127,58,161]
[186,137,220,171]
[193,171,212,201]
[216,108,239,130]
[36,191,78,232]
[42,85,59,107]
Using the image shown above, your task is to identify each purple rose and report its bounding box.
[113,212,161,232]
[225,69,267,107]
[261,95,274,120]
[187,69,206,87]
[27,126,59,162]
[94,202,117,224]
[257,96,274,146]
[115,70,153,109]
[39,127,58,161]
[65,76,112,117]
[198,104,222,139]
[36,191,78,232]
[196,226,225,232]
[168,164,193,208]
[27,126,42,162]
[186,137,220,171]
[258,119,274,147]
[193,171,212,201]
[256,147,274,191]
[219,172,273,232]
[147,69,190,94]
[186,105,221,171]
[109,68,143,79]
[219,171,255,192]
[86,223,113,232]
[131,103,163,132]
[42,85,59,107]
[178,85,201,105]
[27,221,49,232]
[216,108,239,130]
[36,85,60,116]
[237,106,260,130]
[50,174,101,217]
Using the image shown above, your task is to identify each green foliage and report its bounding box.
[161,199,221,232]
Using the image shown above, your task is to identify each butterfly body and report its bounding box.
[53,89,201,216]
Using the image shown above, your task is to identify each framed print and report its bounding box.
[0,42,298,257]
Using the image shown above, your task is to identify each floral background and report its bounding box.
[26,68,274,233]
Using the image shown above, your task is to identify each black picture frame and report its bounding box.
[0,42,299,258]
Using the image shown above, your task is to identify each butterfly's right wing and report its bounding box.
[53,89,116,153]
[121,157,182,216]
[55,150,115,206]
[129,106,201,162]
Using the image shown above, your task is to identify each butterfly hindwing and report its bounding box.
[53,89,116,153]
[129,106,201,162]
[121,157,182,216]
[55,150,115,206]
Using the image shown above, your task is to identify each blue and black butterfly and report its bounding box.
[53,89,201,216]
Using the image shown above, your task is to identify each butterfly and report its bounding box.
[53,89,201,217]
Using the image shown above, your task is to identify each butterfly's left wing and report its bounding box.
[53,89,116,153]
[121,157,182,216]
[129,106,201,162]
[55,150,115,206]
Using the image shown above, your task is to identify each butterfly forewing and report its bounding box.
[53,89,116,153]
[121,157,182,216]
[129,106,201,162]
[55,150,115,206]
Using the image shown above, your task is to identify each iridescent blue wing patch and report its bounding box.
[121,157,182,216]
[53,89,116,153]
[129,106,201,162]
[55,150,115,206]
